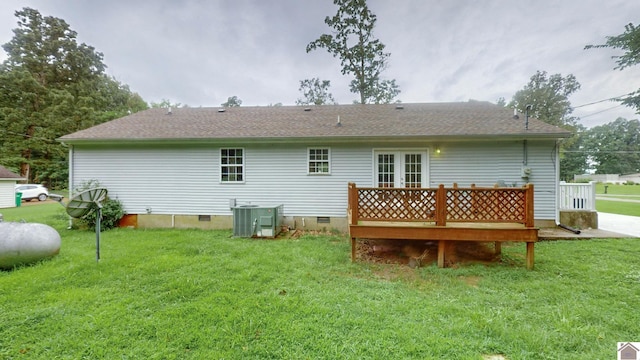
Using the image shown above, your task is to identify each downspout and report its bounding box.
[523,105,531,166]
[68,144,74,229]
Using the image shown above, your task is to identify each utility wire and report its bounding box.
[578,104,625,119]
[572,91,636,109]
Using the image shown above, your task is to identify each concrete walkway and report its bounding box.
[598,212,640,237]
[538,212,639,240]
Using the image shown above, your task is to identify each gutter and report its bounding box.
[56,133,572,147]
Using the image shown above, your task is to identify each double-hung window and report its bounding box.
[220,148,244,182]
[308,148,330,174]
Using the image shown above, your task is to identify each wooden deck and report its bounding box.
[348,183,538,269]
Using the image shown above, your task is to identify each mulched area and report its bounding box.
[355,239,501,268]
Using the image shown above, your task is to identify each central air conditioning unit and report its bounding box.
[232,205,284,238]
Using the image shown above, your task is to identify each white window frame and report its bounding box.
[307,147,331,175]
[372,148,429,188]
[220,148,245,183]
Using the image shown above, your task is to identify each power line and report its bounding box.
[578,104,625,119]
[572,92,635,109]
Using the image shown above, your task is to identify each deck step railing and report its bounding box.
[348,183,535,227]
[558,181,596,211]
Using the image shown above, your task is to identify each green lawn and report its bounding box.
[595,182,640,196]
[596,200,640,217]
[593,183,640,216]
[1,204,639,359]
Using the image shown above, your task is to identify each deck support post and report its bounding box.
[526,242,535,269]
[437,240,446,268]
[494,242,502,256]
[351,237,356,262]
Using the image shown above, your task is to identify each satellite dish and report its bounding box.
[66,188,108,262]
[66,188,108,218]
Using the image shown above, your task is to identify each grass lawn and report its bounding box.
[1,204,640,359]
[593,183,640,216]
[596,200,640,217]
[595,183,640,197]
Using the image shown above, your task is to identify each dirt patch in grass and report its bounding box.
[356,239,500,268]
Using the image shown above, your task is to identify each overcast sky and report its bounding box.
[1,0,639,128]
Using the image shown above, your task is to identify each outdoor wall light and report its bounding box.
[435,147,441,154]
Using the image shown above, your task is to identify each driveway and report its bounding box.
[598,212,640,237]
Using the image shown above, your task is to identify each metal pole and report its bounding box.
[96,207,101,262]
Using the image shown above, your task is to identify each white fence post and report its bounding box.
[558,181,597,211]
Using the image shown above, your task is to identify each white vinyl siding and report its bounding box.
[429,140,558,220]
[0,181,17,208]
[71,144,370,217]
[70,139,559,221]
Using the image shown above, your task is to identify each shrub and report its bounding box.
[72,180,125,231]
[624,180,635,185]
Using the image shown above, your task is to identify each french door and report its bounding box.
[374,150,428,188]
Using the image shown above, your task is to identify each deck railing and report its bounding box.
[348,183,535,227]
[558,181,596,211]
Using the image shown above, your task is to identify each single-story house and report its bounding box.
[0,165,25,208]
[58,102,571,231]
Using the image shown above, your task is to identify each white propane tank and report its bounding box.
[0,222,61,269]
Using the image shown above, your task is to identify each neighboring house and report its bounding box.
[58,102,571,231]
[0,165,25,208]
[575,173,640,184]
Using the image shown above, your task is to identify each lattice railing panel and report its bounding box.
[445,188,526,222]
[357,188,437,221]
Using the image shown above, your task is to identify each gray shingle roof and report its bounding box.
[58,102,571,143]
[0,165,23,180]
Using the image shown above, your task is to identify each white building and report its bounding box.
[58,102,571,231]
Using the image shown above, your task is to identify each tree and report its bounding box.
[150,99,186,109]
[583,118,640,174]
[586,23,640,113]
[0,8,147,186]
[559,124,589,179]
[306,0,400,104]
[508,71,581,127]
[296,78,336,106]
[507,70,586,180]
[221,96,242,107]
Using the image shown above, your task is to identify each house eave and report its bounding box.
[57,132,570,146]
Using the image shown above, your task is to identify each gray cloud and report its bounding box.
[0,0,638,127]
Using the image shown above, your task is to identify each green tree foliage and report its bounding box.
[508,71,581,127]
[296,78,337,106]
[150,99,186,109]
[507,71,586,180]
[559,125,589,180]
[221,96,242,107]
[0,8,147,187]
[586,23,640,113]
[583,118,640,174]
[306,0,400,104]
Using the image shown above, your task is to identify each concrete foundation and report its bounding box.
[559,210,598,229]
[124,214,349,233]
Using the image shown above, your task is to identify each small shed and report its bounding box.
[0,165,24,208]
